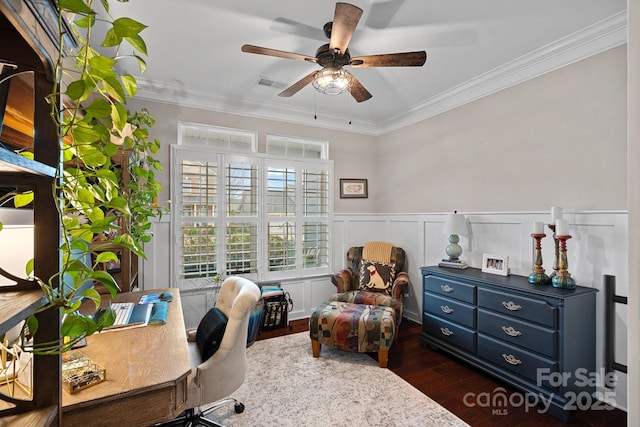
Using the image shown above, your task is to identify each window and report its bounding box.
[266,134,328,159]
[172,126,332,289]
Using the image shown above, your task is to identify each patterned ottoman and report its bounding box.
[309,301,396,368]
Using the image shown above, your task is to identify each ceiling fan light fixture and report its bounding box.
[312,68,353,95]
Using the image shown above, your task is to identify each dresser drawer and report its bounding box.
[423,313,476,353]
[478,288,556,328]
[478,334,557,387]
[477,309,557,358]
[424,275,475,304]
[425,293,476,328]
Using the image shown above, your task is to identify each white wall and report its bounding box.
[376,46,627,213]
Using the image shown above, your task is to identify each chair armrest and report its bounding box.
[331,269,355,293]
[187,329,197,342]
[391,272,410,301]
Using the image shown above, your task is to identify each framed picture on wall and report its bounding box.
[339,179,368,198]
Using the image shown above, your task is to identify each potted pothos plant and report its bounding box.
[1,0,165,354]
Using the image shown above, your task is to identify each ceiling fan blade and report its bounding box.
[278,71,318,97]
[349,75,372,103]
[241,44,317,64]
[329,3,363,54]
[350,51,427,68]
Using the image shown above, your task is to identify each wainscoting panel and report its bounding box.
[465,217,526,274]
[332,211,628,411]
[139,210,628,410]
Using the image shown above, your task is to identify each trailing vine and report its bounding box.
[3,0,165,353]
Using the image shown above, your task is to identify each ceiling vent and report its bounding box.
[257,77,287,90]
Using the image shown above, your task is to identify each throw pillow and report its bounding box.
[195,307,228,362]
[359,259,396,295]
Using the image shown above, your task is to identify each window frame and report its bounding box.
[171,138,332,288]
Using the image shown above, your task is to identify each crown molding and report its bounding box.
[134,11,626,136]
[134,79,381,135]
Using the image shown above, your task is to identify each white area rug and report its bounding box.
[206,332,469,426]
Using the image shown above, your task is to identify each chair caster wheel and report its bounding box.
[234,402,245,414]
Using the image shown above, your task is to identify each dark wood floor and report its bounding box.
[257,318,627,427]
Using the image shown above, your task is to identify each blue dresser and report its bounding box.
[420,266,598,421]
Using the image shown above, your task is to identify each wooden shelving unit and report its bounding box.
[0,0,68,424]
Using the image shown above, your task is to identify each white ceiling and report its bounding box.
[104,0,627,135]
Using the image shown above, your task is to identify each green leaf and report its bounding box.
[59,0,93,14]
[26,258,34,276]
[71,123,101,143]
[126,35,148,56]
[70,228,94,244]
[14,191,34,207]
[85,207,105,223]
[91,270,120,295]
[112,17,147,37]
[77,188,95,204]
[121,74,137,98]
[19,151,34,160]
[111,104,128,131]
[133,54,147,74]
[77,145,107,167]
[95,251,118,264]
[26,315,39,337]
[96,168,118,183]
[89,55,117,74]
[61,313,90,338]
[101,27,122,47]
[86,98,112,118]
[74,13,96,28]
[68,239,90,252]
[102,75,126,103]
[65,79,87,101]
[80,287,102,309]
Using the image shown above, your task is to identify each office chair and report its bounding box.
[155,276,260,427]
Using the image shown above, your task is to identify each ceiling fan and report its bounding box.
[241,2,427,103]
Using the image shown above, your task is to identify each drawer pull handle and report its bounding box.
[502,301,522,311]
[502,326,522,337]
[441,284,454,293]
[440,327,454,336]
[441,305,454,314]
[502,353,522,365]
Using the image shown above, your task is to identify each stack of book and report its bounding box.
[438,259,468,269]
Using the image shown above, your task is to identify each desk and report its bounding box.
[61,289,191,427]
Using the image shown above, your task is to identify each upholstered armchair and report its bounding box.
[330,242,410,325]
[310,242,410,367]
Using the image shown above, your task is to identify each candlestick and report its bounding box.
[548,223,559,279]
[551,234,576,289]
[528,233,550,284]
